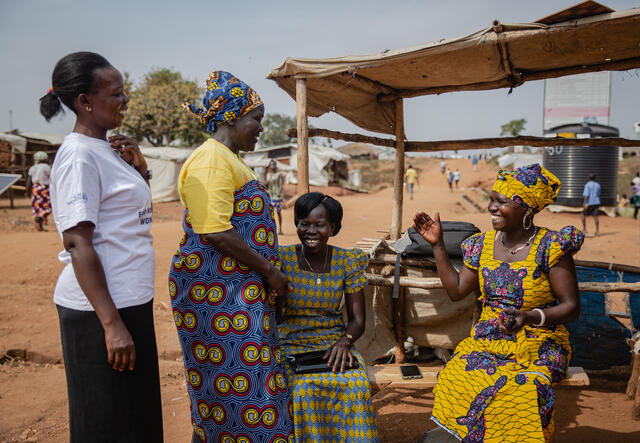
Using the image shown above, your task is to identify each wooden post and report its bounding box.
[391,99,406,363]
[390,99,404,241]
[296,78,309,195]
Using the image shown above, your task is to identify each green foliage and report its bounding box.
[259,113,296,147]
[500,118,527,137]
[121,69,207,147]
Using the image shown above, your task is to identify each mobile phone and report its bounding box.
[400,364,423,380]
[504,314,515,329]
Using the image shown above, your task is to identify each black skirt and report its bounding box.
[57,300,163,443]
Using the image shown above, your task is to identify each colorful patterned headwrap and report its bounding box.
[183,71,263,134]
[492,164,561,214]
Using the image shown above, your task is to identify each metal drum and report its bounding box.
[543,123,619,207]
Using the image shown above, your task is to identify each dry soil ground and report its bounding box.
[1,157,639,442]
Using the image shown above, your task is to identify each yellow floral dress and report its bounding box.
[432,226,583,442]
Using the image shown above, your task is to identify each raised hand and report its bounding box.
[413,212,443,246]
[109,134,147,173]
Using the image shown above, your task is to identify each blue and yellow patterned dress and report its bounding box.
[169,139,293,443]
[431,226,583,442]
[277,245,380,442]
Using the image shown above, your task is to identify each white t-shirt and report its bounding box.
[50,132,155,311]
[28,162,50,185]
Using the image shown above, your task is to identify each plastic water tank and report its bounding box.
[542,123,619,207]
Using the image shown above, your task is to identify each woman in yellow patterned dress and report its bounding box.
[277,192,380,442]
[413,164,583,442]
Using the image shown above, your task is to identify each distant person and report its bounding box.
[453,168,461,189]
[440,160,446,174]
[472,155,478,171]
[632,182,640,219]
[266,159,285,233]
[446,168,453,192]
[582,173,601,236]
[619,194,628,208]
[632,172,640,187]
[41,51,162,441]
[26,150,52,231]
[405,164,419,200]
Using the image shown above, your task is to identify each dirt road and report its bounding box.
[1,157,639,442]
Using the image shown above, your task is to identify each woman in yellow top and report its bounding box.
[413,164,583,442]
[169,71,294,442]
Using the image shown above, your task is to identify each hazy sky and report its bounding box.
[1,0,639,142]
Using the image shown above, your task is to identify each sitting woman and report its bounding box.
[413,164,583,442]
[277,192,380,442]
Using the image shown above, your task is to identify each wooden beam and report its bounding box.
[286,127,395,148]
[296,78,309,195]
[391,99,405,241]
[366,272,640,293]
[404,136,639,152]
[286,127,639,151]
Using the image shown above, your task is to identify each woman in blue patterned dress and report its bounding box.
[277,192,380,442]
[169,71,294,443]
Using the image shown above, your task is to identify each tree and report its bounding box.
[500,118,527,137]
[259,113,296,147]
[121,69,207,146]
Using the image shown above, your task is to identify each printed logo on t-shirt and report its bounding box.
[139,206,152,225]
[66,192,88,206]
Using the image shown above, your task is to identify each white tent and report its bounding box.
[140,146,194,202]
[243,143,349,187]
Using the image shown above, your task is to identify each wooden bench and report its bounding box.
[368,364,589,395]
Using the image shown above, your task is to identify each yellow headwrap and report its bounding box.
[492,164,561,214]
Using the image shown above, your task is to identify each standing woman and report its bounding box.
[414,164,583,442]
[40,52,162,441]
[171,71,294,442]
[26,150,52,231]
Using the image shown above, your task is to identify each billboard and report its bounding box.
[543,72,611,130]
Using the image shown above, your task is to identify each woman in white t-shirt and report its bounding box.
[40,52,162,442]
[26,150,52,231]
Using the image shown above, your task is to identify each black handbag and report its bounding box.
[286,349,359,374]
[404,222,481,258]
[392,222,480,299]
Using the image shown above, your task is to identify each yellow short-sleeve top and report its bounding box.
[178,138,257,234]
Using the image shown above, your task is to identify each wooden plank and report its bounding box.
[368,365,589,389]
[295,78,309,195]
[562,366,590,386]
[366,273,444,289]
[368,365,439,389]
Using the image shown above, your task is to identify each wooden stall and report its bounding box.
[267,1,640,406]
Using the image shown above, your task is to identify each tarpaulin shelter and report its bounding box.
[243,143,348,187]
[140,146,194,202]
